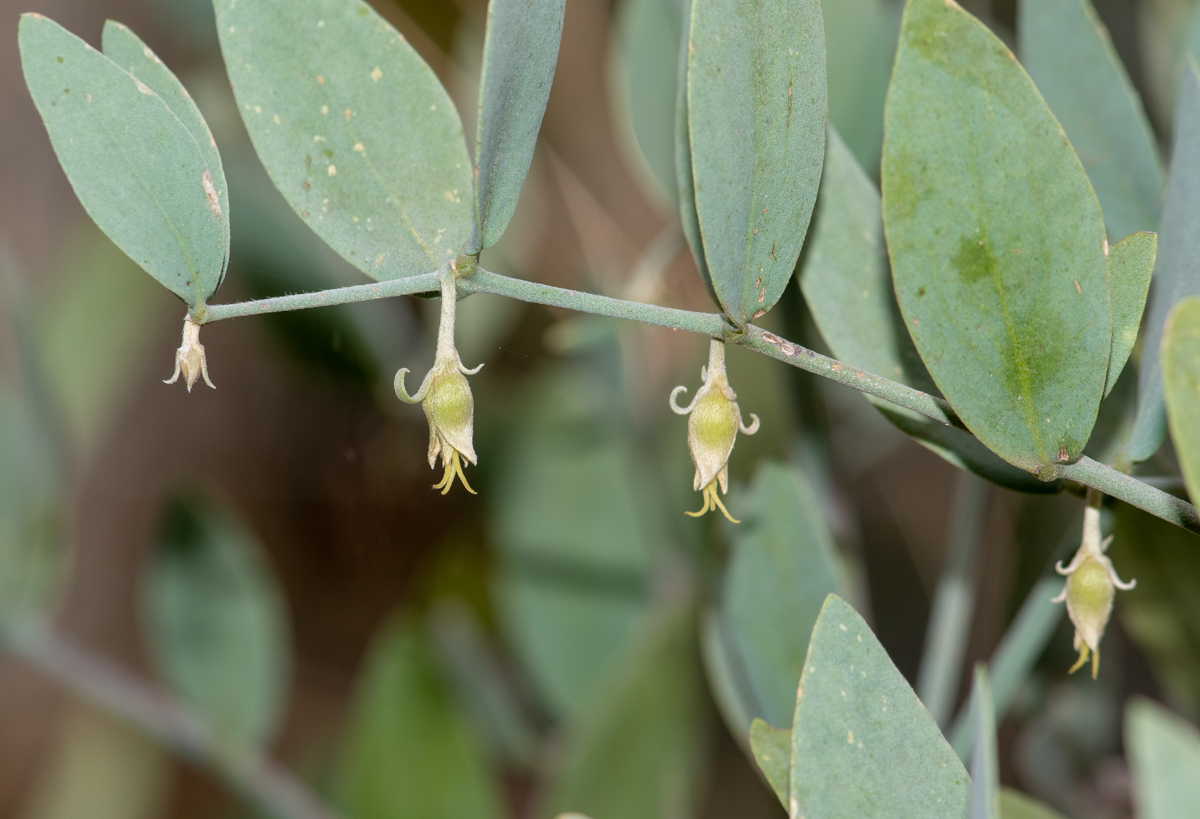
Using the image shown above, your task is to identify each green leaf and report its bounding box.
[470,0,565,252]
[969,666,999,819]
[142,495,289,745]
[790,595,969,818]
[1126,697,1200,819]
[615,0,683,206]
[1110,503,1200,714]
[1164,297,1200,506]
[100,19,230,288]
[334,615,504,819]
[1018,0,1163,241]
[1104,231,1156,396]
[492,366,651,718]
[675,0,715,303]
[19,14,229,307]
[748,718,789,809]
[686,0,826,324]
[998,788,1067,819]
[0,386,61,627]
[699,610,755,743]
[882,0,1110,476]
[1123,62,1200,465]
[823,0,900,176]
[723,461,839,728]
[801,127,1057,494]
[214,0,473,281]
[537,602,706,819]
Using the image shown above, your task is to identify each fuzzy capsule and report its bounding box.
[395,273,482,495]
[670,340,759,522]
[1051,497,1135,678]
[164,315,214,392]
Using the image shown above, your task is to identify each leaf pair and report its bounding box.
[881,0,1156,478]
[677,0,827,326]
[19,16,230,308]
[213,0,564,282]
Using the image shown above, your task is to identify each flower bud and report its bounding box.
[395,273,482,495]
[1051,496,1135,678]
[164,315,214,392]
[670,340,759,522]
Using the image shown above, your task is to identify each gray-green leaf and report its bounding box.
[334,615,504,819]
[1019,0,1163,241]
[969,666,999,819]
[537,602,706,819]
[100,20,230,294]
[675,0,715,303]
[790,595,969,818]
[749,717,789,809]
[143,495,289,745]
[470,0,565,252]
[882,0,1110,476]
[214,0,473,281]
[1126,697,1200,819]
[1123,62,1200,465]
[1104,231,1156,396]
[616,0,683,206]
[686,0,826,324]
[1162,297,1200,503]
[723,461,839,729]
[19,14,228,307]
[802,127,1057,494]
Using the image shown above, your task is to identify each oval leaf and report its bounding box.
[723,461,839,729]
[19,14,228,307]
[1123,62,1200,464]
[686,0,826,324]
[749,717,790,808]
[1126,698,1200,819]
[100,20,230,270]
[803,127,1057,493]
[615,0,683,206]
[882,0,1110,476]
[675,0,716,303]
[470,0,565,252]
[142,495,289,745]
[214,0,473,281]
[1104,230,1156,396]
[1019,0,1163,240]
[333,616,504,819]
[1162,297,1200,502]
[790,595,969,818]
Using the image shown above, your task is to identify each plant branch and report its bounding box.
[4,620,342,819]
[193,268,1198,534]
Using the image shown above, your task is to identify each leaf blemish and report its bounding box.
[202,171,221,217]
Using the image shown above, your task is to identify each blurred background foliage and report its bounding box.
[2,0,1200,817]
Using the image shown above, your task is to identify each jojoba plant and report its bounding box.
[8,0,1200,815]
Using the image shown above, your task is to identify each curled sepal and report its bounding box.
[1051,491,1136,678]
[394,273,483,495]
[164,315,215,392]
[670,340,759,523]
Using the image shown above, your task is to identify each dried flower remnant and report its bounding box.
[670,340,759,522]
[164,315,214,392]
[1051,489,1136,678]
[394,272,482,495]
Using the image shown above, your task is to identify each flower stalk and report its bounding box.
[394,269,482,495]
[670,340,759,523]
[1051,487,1136,678]
[164,315,215,391]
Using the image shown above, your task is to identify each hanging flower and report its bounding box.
[164,315,215,392]
[394,272,482,495]
[669,339,759,523]
[1051,493,1135,678]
